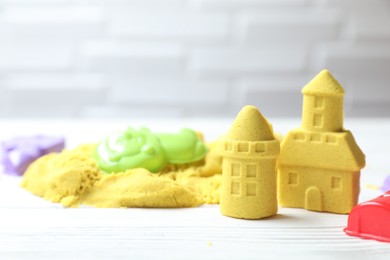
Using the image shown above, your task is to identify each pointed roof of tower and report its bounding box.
[302,69,345,97]
[227,105,275,141]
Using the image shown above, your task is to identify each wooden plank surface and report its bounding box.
[0,119,389,259]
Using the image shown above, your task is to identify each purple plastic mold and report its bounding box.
[0,135,65,176]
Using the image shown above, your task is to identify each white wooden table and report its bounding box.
[0,118,389,260]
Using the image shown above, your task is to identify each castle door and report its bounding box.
[305,186,322,212]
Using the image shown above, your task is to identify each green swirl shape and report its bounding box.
[95,127,208,173]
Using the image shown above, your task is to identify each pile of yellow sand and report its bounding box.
[21,141,223,208]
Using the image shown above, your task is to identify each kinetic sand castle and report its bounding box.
[220,106,279,219]
[219,69,365,218]
[278,70,365,214]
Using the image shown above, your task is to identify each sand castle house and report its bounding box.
[278,70,365,214]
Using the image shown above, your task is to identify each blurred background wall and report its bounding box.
[0,0,389,118]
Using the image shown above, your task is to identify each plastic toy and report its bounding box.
[95,127,208,173]
[381,175,390,192]
[278,70,365,214]
[1,135,65,175]
[344,191,390,242]
[220,105,280,219]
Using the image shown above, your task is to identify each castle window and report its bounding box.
[331,176,341,189]
[326,135,337,144]
[313,114,323,127]
[310,134,321,142]
[314,97,324,109]
[247,164,257,178]
[255,143,265,152]
[231,163,240,177]
[238,142,249,152]
[225,141,233,151]
[288,172,298,185]
[293,133,305,141]
[231,182,240,195]
[246,183,257,196]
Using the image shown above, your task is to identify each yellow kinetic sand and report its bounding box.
[21,140,223,208]
[220,106,280,219]
[278,70,365,214]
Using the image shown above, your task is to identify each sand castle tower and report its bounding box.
[301,69,344,132]
[220,105,280,219]
[278,70,365,214]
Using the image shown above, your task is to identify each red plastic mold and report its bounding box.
[344,190,390,242]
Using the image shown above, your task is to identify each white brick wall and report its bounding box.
[0,0,389,118]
